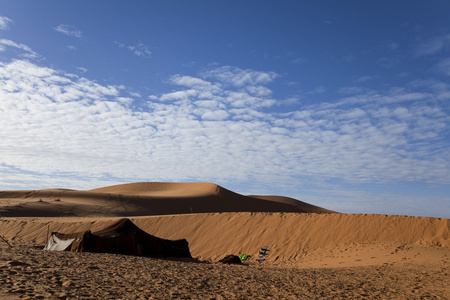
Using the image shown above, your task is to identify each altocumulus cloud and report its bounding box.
[114,41,151,58]
[0,16,12,30]
[0,39,39,59]
[0,41,449,207]
[54,24,83,38]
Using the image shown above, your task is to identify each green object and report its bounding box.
[239,253,248,261]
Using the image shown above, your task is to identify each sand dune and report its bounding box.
[1,182,449,298]
[1,213,448,264]
[1,182,447,264]
[0,182,334,217]
[89,182,219,197]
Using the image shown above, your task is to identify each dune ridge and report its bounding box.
[0,182,335,217]
[89,182,220,197]
[1,212,448,264]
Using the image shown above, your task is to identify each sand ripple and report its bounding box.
[0,245,449,299]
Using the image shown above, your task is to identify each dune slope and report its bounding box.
[0,182,335,217]
[1,213,448,264]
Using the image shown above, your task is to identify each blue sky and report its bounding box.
[0,1,449,218]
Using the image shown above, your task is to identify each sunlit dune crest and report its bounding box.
[0,182,335,217]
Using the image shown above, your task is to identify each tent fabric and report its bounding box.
[43,234,75,251]
[44,218,191,258]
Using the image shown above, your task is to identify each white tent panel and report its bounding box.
[44,234,75,251]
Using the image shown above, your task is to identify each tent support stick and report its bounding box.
[0,234,12,248]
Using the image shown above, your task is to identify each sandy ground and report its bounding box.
[0,242,448,299]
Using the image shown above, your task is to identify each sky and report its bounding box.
[0,1,449,218]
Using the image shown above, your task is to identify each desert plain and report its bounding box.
[0,182,449,299]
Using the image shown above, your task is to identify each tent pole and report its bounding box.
[0,234,12,248]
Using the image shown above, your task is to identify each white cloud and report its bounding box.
[0,16,12,30]
[159,89,198,102]
[128,43,151,57]
[114,41,125,48]
[129,92,141,98]
[201,109,229,120]
[436,57,450,76]
[0,61,450,188]
[116,97,133,105]
[306,86,325,95]
[76,67,88,73]
[0,39,39,59]
[246,85,272,97]
[170,75,216,89]
[54,24,83,38]
[414,34,450,57]
[115,41,151,57]
[195,100,220,109]
[291,57,306,64]
[226,91,260,107]
[204,66,278,87]
[354,75,377,83]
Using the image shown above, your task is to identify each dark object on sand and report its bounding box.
[219,255,242,264]
[44,218,192,258]
[259,245,269,257]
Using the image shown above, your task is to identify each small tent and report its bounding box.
[44,218,191,258]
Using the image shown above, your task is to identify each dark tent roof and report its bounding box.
[44,218,191,258]
[94,218,154,237]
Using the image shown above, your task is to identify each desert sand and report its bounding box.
[1,182,449,299]
[0,182,334,217]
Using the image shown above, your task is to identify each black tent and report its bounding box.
[44,218,191,258]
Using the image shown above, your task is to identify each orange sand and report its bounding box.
[0,182,448,298]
